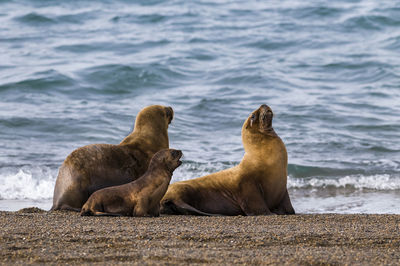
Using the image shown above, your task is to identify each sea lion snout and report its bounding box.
[170,149,183,167]
[247,105,273,130]
[171,149,182,159]
[259,104,273,115]
[259,105,273,130]
[152,149,183,171]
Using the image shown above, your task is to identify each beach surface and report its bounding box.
[1,209,399,265]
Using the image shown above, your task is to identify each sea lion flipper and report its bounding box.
[273,189,295,215]
[91,211,124,217]
[238,191,273,216]
[236,180,273,216]
[163,200,221,216]
[52,204,81,212]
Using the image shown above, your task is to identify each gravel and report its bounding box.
[1,209,399,265]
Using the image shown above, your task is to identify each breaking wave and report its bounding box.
[288,174,400,190]
[0,168,56,200]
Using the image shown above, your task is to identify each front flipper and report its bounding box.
[239,198,273,216]
[272,189,295,215]
[238,183,273,216]
[54,205,81,212]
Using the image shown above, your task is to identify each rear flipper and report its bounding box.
[81,210,124,217]
[161,200,221,216]
[91,212,124,217]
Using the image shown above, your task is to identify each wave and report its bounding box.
[78,63,184,93]
[288,160,400,178]
[0,69,75,90]
[343,15,400,31]
[288,174,400,191]
[0,169,55,200]
[15,12,55,25]
[1,164,399,202]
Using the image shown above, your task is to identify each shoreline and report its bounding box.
[2,189,400,214]
[1,209,399,264]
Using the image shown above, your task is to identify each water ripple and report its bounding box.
[0,0,399,213]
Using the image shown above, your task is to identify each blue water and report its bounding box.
[0,0,399,213]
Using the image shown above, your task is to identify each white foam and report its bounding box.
[291,191,400,214]
[288,174,400,190]
[0,169,56,200]
[1,165,399,202]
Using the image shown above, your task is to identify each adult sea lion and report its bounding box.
[51,105,173,211]
[81,149,183,217]
[160,104,295,216]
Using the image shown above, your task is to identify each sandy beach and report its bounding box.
[0,209,399,265]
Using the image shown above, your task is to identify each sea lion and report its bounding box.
[160,104,295,216]
[80,149,183,217]
[51,105,174,211]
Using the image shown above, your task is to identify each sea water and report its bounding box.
[0,0,399,213]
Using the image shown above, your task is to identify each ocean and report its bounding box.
[0,0,399,213]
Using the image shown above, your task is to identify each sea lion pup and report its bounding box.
[51,105,174,211]
[81,149,183,217]
[161,104,295,216]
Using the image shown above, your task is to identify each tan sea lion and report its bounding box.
[51,105,173,211]
[160,104,295,216]
[80,149,182,216]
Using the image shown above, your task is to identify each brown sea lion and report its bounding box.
[160,104,295,216]
[51,105,173,211]
[80,149,182,217]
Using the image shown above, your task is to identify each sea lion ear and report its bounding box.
[245,120,250,129]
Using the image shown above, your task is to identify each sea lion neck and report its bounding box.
[242,126,278,152]
[240,132,286,169]
[119,105,170,149]
[119,120,169,151]
[147,162,173,179]
[120,133,169,155]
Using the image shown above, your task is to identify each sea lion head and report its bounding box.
[244,104,275,135]
[119,105,173,147]
[149,148,183,173]
[135,105,174,130]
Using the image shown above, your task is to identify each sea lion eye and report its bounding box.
[251,114,256,119]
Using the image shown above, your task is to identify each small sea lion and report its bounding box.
[160,104,295,216]
[51,105,174,211]
[81,149,183,217]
